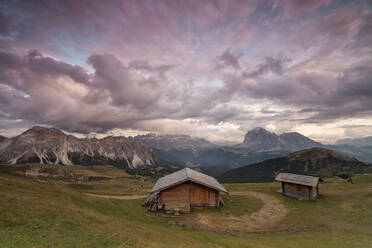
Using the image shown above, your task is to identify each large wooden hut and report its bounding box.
[275,173,320,200]
[143,168,228,212]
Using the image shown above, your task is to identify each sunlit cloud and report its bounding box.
[0,0,371,143]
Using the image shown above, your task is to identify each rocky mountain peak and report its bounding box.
[280,131,301,137]
[243,127,281,151]
[279,132,314,140]
[0,126,157,170]
[22,126,66,137]
[252,127,271,133]
[242,127,322,152]
[279,132,321,151]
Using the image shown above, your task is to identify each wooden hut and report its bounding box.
[143,168,228,212]
[275,173,320,200]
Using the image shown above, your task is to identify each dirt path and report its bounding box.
[188,191,288,233]
[230,191,288,229]
[85,193,146,200]
[86,191,288,233]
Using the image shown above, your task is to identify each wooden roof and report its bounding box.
[275,172,319,187]
[150,168,228,194]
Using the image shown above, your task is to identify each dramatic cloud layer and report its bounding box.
[0,0,371,143]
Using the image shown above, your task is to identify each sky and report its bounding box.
[0,0,372,144]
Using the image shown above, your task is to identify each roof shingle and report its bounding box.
[275,172,319,187]
[150,168,228,193]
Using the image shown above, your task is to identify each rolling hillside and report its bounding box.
[219,148,371,183]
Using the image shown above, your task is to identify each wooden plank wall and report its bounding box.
[189,182,209,206]
[159,181,219,211]
[283,182,312,200]
[159,183,189,204]
[159,183,190,212]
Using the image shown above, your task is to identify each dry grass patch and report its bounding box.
[175,193,267,234]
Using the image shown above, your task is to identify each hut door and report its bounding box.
[209,191,216,206]
[189,184,209,206]
[189,184,199,204]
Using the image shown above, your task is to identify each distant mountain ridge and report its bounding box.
[241,127,322,152]
[335,136,372,147]
[135,133,215,151]
[135,133,216,166]
[2,126,371,176]
[0,126,157,170]
[191,147,287,168]
[139,127,323,170]
[219,148,370,183]
[327,144,372,164]
[327,136,372,163]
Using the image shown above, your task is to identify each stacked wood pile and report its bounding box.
[142,192,159,211]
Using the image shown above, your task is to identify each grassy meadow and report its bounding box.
[0,164,371,247]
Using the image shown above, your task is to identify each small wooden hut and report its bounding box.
[275,173,320,200]
[143,168,228,212]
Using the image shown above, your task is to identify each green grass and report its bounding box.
[219,194,263,216]
[0,169,371,247]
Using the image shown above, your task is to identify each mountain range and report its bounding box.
[219,147,371,183]
[1,126,372,178]
[335,136,372,147]
[139,127,325,169]
[324,136,372,164]
[135,133,215,151]
[135,133,215,165]
[0,126,156,170]
[137,127,372,167]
